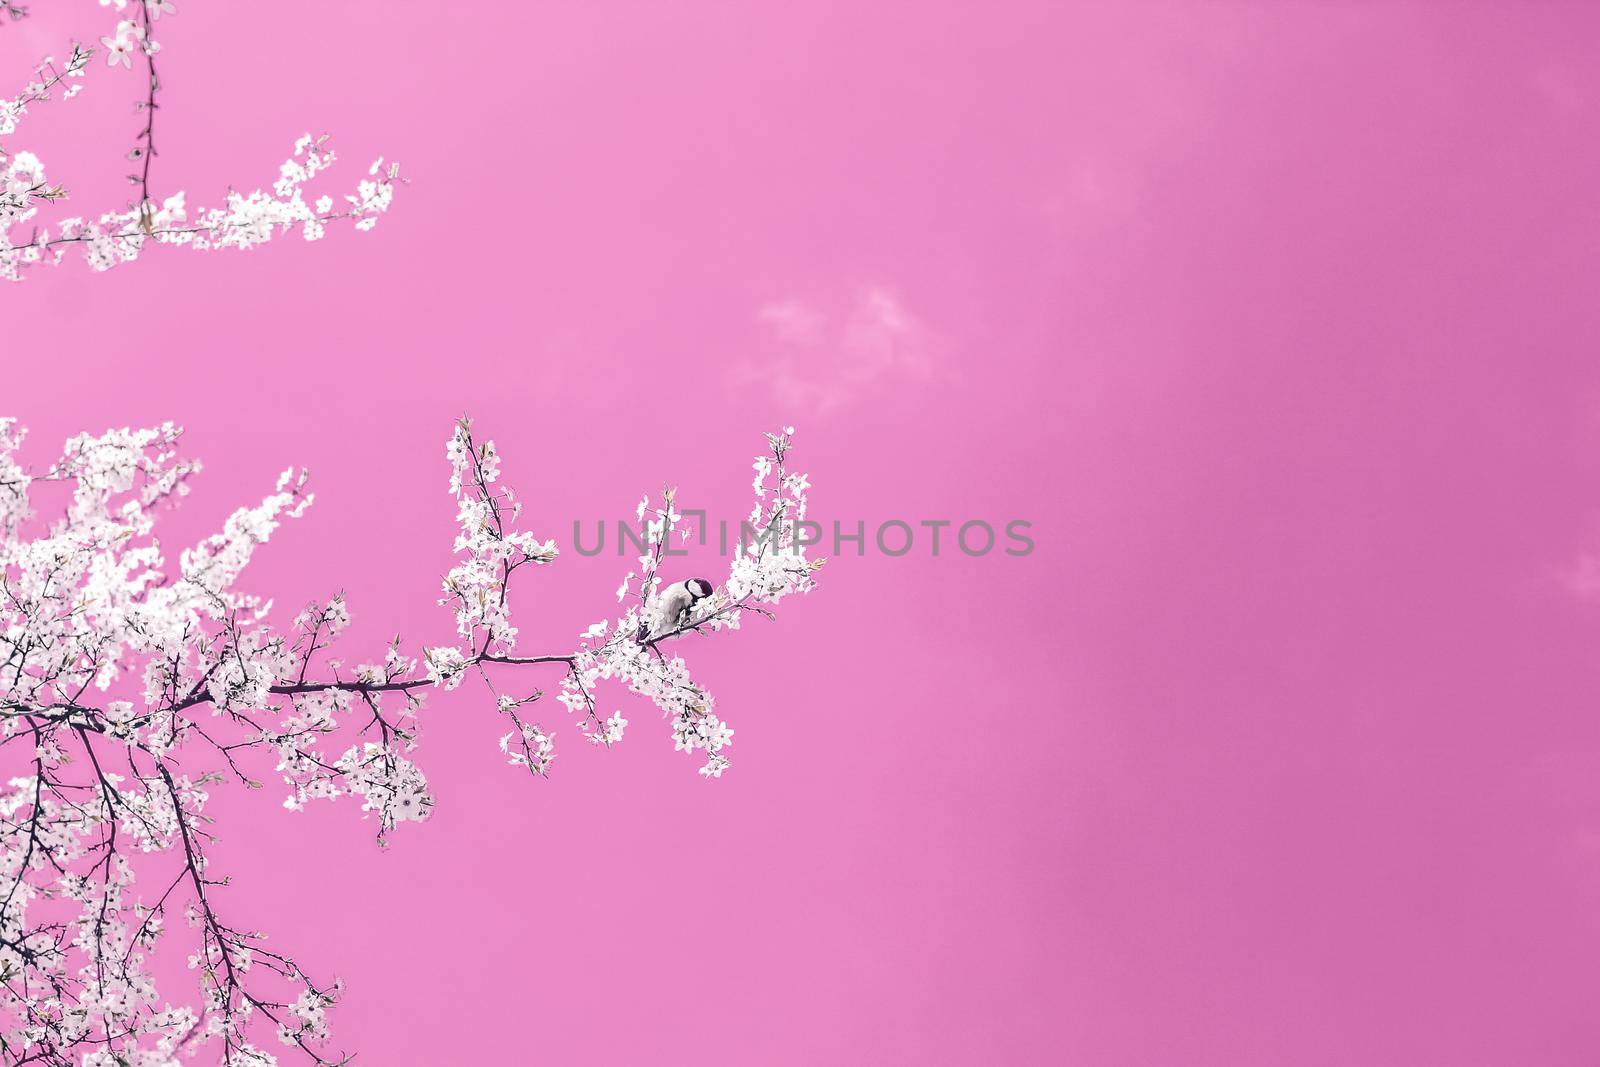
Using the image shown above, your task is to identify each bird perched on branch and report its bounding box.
[643,577,714,641]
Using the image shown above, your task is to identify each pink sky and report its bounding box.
[8,2,1600,1063]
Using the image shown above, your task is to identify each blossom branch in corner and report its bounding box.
[0,1,400,280]
[0,417,820,1063]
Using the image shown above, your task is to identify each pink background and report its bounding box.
[8,2,1600,1063]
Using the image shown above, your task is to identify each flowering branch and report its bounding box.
[0,1,399,280]
[0,417,821,1063]
[127,0,166,223]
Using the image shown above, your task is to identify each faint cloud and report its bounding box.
[1562,555,1600,602]
[738,285,948,415]
[1556,518,1600,603]
[756,300,824,346]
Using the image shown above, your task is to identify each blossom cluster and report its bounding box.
[0,417,818,1064]
[539,428,821,777]
[0,1,399,281]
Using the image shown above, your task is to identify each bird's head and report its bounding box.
[686,577,714,600]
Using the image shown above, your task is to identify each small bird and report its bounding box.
[645,577,714,640]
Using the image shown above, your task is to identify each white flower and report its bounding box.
[101,24,139,68]
[587,710,627,746]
